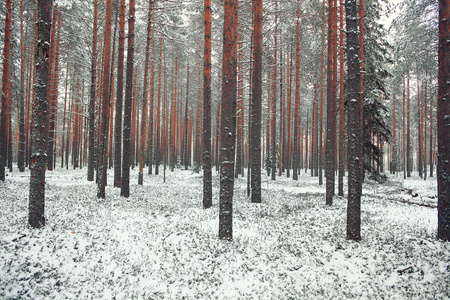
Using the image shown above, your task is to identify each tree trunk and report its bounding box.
[326,0,337,205]
[271,5,278,181]
[46,7,57,171]
[346,0,362,241]
[219,0,238,240]
[29,0,52,228]
[407,72,411,177]
[97,0,113,198]
[0,0,12,181]
[437,0,450,241]
[88,0,99,182]
[293,4,300,180]
[184,63,190,171]
[148,27,156,175]
[139,0,154,185]
[121,0,135,197]
[155,38,163,176]
[18,0,26,172]
[250,0,262,202]
[338,0,345,196]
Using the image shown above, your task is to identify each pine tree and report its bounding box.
[219,0,238,240]
[29,0,52,228]
[437,0,450,241]
[346,0,362,241]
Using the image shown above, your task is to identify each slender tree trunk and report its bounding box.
[139,0,154,184]
[219,0,238,240]
[121,0,135,197]
[424,79,428,180]
[0,0,12,181]
[318,0,325,183]
[184,63,190,171]
[406,72,411,177]
[18,0,26,172]
[437,0,450,241]
[418,80,423,178]
[29,0,52,228]
[155,38,163,175]
[97,0,113,198]
[430,85,434,178]
[148,25,156,175]
[250,0,263,202]
[346,0,362,241]
[235,33,244,178]
[293,4,300,180]
[392,93,397,174]
[113,0,125,187]
[338,0,345,195]
[286,47,292,178]
[46,7,57,171]
[325,0,337,205]
[195,63,202,173]
[88,0,99,182]
[271,4,278,181]
[402,73,406,179]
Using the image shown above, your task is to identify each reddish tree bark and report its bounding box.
[338,0,345,196]
[437,0,450,241]
[97,0,113,198]
[219,0,238,240]
[113,0,125,187]
[184,63,190,171]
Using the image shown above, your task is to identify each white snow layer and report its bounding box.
[0,168,449,299]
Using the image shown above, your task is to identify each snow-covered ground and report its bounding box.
[0,167,449,299]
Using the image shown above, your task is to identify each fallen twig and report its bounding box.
[12,234,27,242]
[386,197,437,209]
[397,266,413,274]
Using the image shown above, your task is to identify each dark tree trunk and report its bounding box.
[250,0,263,203]
[219,0,237,240]
[346,0,362,241]
[338,0,345,196]
[29,0,52,228]
[437,0,450,241]
[0,0,12,181]
[139,0,154,184]
[148,15,156,175]
[326,0,338,205]
[155,38,163,175]
[407,72,411,177]
[271,6,278,181]
[46,8,57,171]
[88,0,99,182]
[113,0,125,187]
[18,0,26,172]
[184,63,190,171]
[293,4,300,181]
[97,0,113,198]
[121,0,136,197]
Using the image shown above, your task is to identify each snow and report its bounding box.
[0,168,449,299]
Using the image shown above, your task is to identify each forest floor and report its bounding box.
[0,166,449,299]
